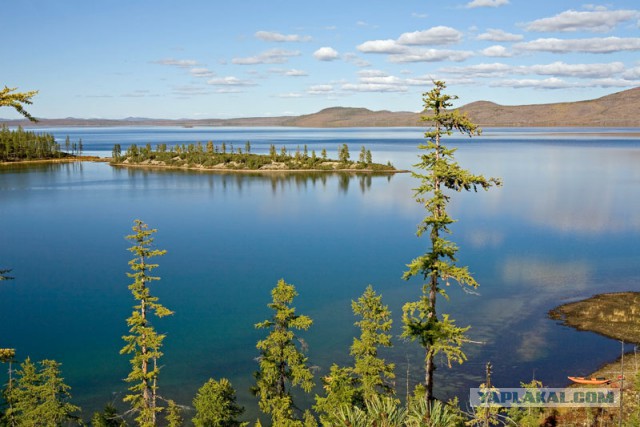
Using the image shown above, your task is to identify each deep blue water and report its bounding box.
[1,127,639,420]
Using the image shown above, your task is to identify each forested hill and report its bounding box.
[2,86,639,128]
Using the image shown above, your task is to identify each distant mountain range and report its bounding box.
[2,86,639,128]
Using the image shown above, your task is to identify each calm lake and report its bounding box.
[1,126,640,418]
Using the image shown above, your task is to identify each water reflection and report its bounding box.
[0,162,85,192]
[116,165,395,195]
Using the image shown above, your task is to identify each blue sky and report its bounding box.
[2,0,640,119]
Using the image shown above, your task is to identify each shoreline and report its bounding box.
[112,161,408,174]
[0,156,107,166]
[1,157,408,174]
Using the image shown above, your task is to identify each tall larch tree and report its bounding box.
[402,81,501,408]
[121,220,173,427]
[252,279,315,426]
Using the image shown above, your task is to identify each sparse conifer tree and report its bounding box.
[351,285,395,402]
[4,358,80,425]
[339,144,350,163]
[193,378,245,427]
[252,279,314,426]
[402,81,501,409]
[121,220,173,426]
[166,400,183,427]
[112,144,122,162]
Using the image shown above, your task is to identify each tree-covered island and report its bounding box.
[111,141,401,173]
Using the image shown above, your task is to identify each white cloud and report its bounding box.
[255,31,312,42]
[490,77,575,89]
[357,26,471,64]
[359,74,404,85]
[342,83,408,92]
[357,69,389,78]
[527,61,625,78]
[357,39,407,54]
[307,84,335,94]
[440,60,627,79]
[358,25,463,56]
[389,48,474,63]
[412,12,428,18]
[214,88,243,94]
[207,76,256,86]
[466,0,509,8]
[441,62,513,77]
[313,47,340,61]
[122,90,150,98]
[232,49,301,65]
[515,37,640,53]
[477,28,523,42]
[190,67,215,78]
[343,53,371,67]
[173,85,211,96]
[285,69,308,77]
[277,92,304,98]
[270,68,308,77]
[623,66,640,79]
[526,9,640,32]
[397,26,462,45]
[481,45,512,57]
[589,77,640,87]
[152,58,198,68]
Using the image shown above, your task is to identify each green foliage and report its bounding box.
[121,220,173,427]
[0,349,15,364]
[351,285,395,402]
[90,403,126,426]
[402,81,501,405]
[314,364,359,425]
[504,379,547,427]
[406,398,466,427]
[0,86,38,122]
[253,279,314,426]
[0,125,67,162]
[465,381,502,426]
[166,399,184,427]
[330,395,465,427]
[112,144,122,162]
[338,144,350,163]
[193,378,245,427]
[315,286,395,423]
[3,357,80,426]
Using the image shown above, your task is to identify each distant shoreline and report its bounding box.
[2,85,640,128]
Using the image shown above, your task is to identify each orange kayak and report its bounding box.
[568,376,611,385]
